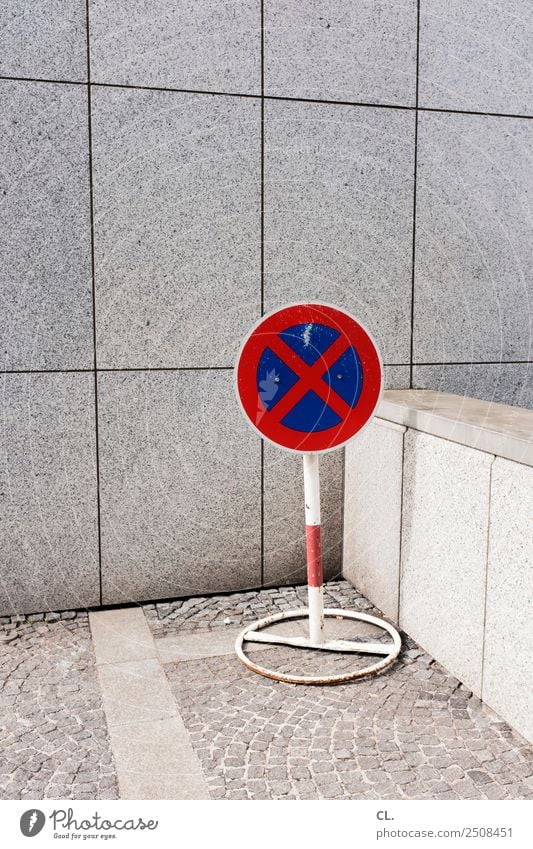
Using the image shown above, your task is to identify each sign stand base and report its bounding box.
[235,454,402,686]
[235,608,401,685]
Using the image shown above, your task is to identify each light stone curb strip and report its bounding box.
[89,607,210,800]
[379,390,533,467]
[154,626,271,663]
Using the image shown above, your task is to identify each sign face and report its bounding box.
[235,303,382,453]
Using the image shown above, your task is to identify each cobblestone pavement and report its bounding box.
[1,582,531,801]
[144,580,373,638]
[0,613,118,800]
[148,582,533,801]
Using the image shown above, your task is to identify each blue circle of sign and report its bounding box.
[256,323,363,433]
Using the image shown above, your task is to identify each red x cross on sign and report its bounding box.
[262,333,352,425]
[236,303,382,454]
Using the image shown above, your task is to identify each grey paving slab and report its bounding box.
[0,374,99,616]
[156,628,244,662]
[399,431,493,696]
[89,0,261,94]
[0,81,93,370]
[155,627,272,663]
[89,608,156,665]
[98,658,179,727]
[380,389,533,468]
[483,459,533,744]
[0,0,87,81]
[344,420,405,622]
[264,0,417,106]
[414,112,533,365]
[0,614,118,800]
[90,606,210,800]
[263,444,343,587]
[98,371,261,604]
[419,0,533,115]
[107,716,210,800]
[413,364,533,412]
[91,86,260,369]
[264,100,415,365]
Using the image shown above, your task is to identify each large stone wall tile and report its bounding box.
[400,430,493,694]
[413,364,533,410]
[344,420,405,622]
[384,366,410,390]
[0,374,99,615]
[263,445,343,587]
[483,458,533,743]
[0,0,87,81]
[414,112,533,364]
[92,87,260,368]
[89,0,261,94]
[0,81,93,370]
[264,0,417,106]
[264,100,415,365]
[98,371,261,603]
[419,1,533,115]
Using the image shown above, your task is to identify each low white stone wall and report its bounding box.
[343,391,533,745]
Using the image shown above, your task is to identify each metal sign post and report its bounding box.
[303,453,324,646]
[234,303,401,685]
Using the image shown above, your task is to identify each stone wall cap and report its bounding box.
[378,389,533,467]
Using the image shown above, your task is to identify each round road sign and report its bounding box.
[235,303,383,453]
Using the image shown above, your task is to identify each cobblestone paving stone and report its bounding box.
[0,613,118,800]
[152,582,533,801]
[144,580,373,638]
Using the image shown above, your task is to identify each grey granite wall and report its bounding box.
[1,2,532,612]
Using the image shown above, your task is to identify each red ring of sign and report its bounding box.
[235,303,383,454]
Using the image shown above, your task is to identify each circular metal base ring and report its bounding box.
[235,608,402,685]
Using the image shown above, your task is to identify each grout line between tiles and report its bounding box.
[6,362,532,375]
[397,428,407,626]
[2,75,533,122]
[260,0,266,587]
[480,455,496,699]
[409,0,421,388]
[85,0,103,606]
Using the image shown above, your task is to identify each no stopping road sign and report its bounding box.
[235,302,383,453]
[234,303,400,685]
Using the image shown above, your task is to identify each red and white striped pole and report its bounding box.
[303,453,324,645]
